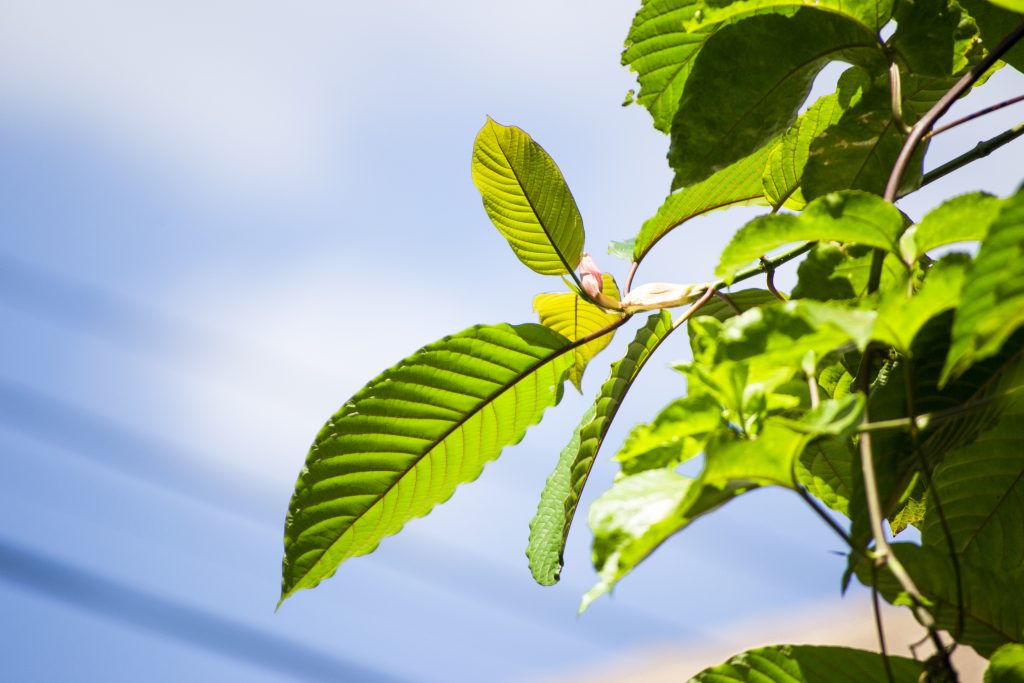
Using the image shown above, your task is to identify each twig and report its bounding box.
[924,93,1024,139]
[858,381,1024,432]
[795,486,858,552]
[870,563,897,683]
[624,261,639,295]
[907,122,1024,195]
[759,256,787,301]
[715,242,814,290]
[671,285,717,330]
[885,20,1024,202]
[713,290,741,315]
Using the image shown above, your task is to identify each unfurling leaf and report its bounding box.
[281,322,585,603]
[620,281,708,313]
[533,274,623,390]
[472,118,585,276]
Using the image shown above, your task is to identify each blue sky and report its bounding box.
[2,2,1023,681]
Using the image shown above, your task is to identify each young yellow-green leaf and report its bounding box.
[533,274,623,390]
[716,191,905,283]
[527,311,675,586]
[472,118,585,276]
[281,322,577,603]
[668,10,884,189]
[943,188,1024,383]
[763,86,848,210]
[986,644,1024,683]
[622,1,713,133]
[983,0,1024,14]
[614,393,722,476]
[900,192,1003,263]
[685,0,894,32]
[688,645,923,682]
[633,145,772,261]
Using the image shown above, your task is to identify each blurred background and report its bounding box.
[1,2,1019,681]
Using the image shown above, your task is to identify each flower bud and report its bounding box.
[579,252,604,299]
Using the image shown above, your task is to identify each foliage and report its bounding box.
[281,1,1024,680]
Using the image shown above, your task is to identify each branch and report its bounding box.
[924,93,1024,140]
[907,122,1024,195]
[885,20,1024,202]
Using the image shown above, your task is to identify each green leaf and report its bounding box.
[633,146,772,262]
[471,118,585,276]
[943,189,1024,383]
[621,1,712,134]
[762,87,848,210]
[982,0,1024,14]
[716,191,905,283]
[775,394,865,436]
[792,243,912,301]
[900,191,1003,263]
[686,0,894,33]
[890,0,980,77]
[527,311,676,586]
[873,254,969,353]
[281,322,578,602]
[583,421,809,610]
[986,644,1024,683]
[669,10,884,189]
[863,543,1024,656]
[687,644,923,682]
[796,435,856,516]
[615,393,722,475]
[958,0,1024,74]
[534,274,623,390]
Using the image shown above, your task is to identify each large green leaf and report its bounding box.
[534,274,623,390]
[687,644,923,682]
[471,118,585,276]
[527,311,675,586]
[668,10,884,189]
[716,191,905,283]
[685,0,894,32]
[889,0,980,77]
[762,86,848,210]
[986,644,1024,683]
[796,435,856,516]
[633,145,772,262]
[943,188,1024,383]
[899,191,1003,263]
[281,322,580,602]
[873,254,969,354]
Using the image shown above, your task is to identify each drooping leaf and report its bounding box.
[762,86,849,210]
[534,274,623,390]
[687,644,923,682]
[633,145,772,261]
[621,1,713,133]
[873,254,969,353]
[889,0,980,77]
[668,10,884,189]
[281,322,579,602]
[716,191,905,283]
[527,311,676,586]
[943,188,1024,383]
[471,118,585,276]
[899,191,1003,263]
[986,644,1024,683]
[583,421,809,610]
[958,0,1024,73]
[796,435,857,516]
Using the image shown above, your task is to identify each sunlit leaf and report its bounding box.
[796,435,856,516]
[669,10,884,188]
[634,146,771,261]
[534,274,623,390]
[716,191,905,283]
[890,0,980,77]
[685,0,894,32]
[985,644,1024,683]
[873,254,969,353]
[472,118,585,276]
[527,311,675,586]
[943,189,1024,383]
[614,393,721,476]
[687,644,923,682]
[959,0,1024,73]
[900,191,1003,263]
[281,322,579,602]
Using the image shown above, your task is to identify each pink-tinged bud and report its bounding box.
[579,252,604,298]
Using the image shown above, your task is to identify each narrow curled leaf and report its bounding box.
[527,311,675,586]
[716,190,905,283]
[281,323,576,602]
[472,118,584,276]
[943,188,1024,383]
[687,644,923,682]
[668,10,883,188]
[533,274,623,390]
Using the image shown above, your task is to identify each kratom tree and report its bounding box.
[279,1,1024,680]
